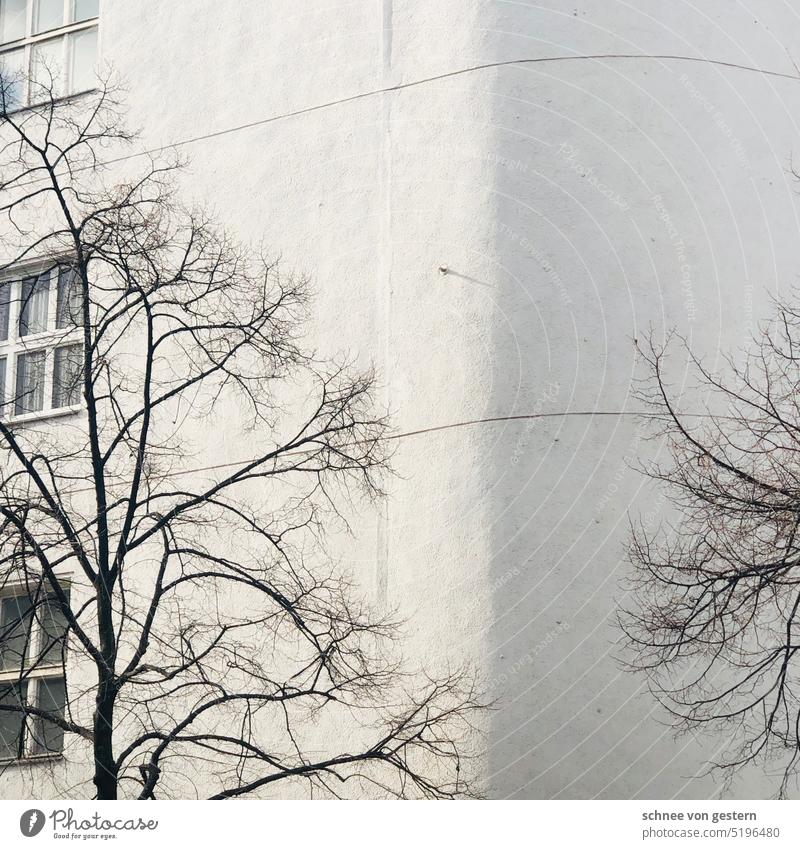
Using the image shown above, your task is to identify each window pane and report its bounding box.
[0,47,24,110]
[72,0,97,22]
[37,593,69,665]
[30,677,65,754]
[0,281,8,340]
[0,357,6,410]
[15,350,45,415]
[0,595,33,670]
[30,36,64,99]
[0,0,26,43]
[19,273,49,337]
[0,682,27,760]
[56,266,81,329]
[52,344,81,408]
[34,0,64,34]
[69,26,95,93]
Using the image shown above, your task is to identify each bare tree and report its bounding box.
[622,312,800,797]
[0,73,482,800]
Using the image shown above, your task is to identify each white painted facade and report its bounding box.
[4,0,800,798]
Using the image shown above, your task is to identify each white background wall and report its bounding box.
[83,0,800,800]
[6,0,800,799]
[481,1,800,798]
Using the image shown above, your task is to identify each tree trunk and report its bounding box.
[93,678,118,800]
[93,578,118,800]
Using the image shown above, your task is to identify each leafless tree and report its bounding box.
[622,313,800,797]
[0,72,482,800]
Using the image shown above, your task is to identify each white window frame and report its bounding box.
[0,258,85,424]
[0,579,70,763]
[0,0,99,109]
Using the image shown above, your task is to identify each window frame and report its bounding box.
[0,580,70,764]
[0,0,99,111]
[0,257,85,424]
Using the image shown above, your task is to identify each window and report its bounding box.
[15,349,45,414]
[52,343,81,408]
[0,588,69,760]
[0,262,84,420]
[0,0,99,111]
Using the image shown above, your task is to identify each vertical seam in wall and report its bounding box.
[381,0,393,72]
[376,0,394,605]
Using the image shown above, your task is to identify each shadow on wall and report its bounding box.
[481,48,784,798]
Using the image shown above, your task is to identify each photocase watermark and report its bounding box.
[497,222,573,307]
[17,807,159,840]
[490,566,522,593]
[595,458,631,514]
[20,810,45,838]
[510,380,561,466]
[488,621,571,694]
[595,418,652,515]
[652,193,696,322]
[486,151,529,174]
[641,490,667,531]
[556,143,630,211]
[679,74,751,171]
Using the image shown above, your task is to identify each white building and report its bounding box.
[1,0,799,798]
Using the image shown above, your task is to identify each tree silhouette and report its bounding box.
[624,314,800,797]
[0,73,481,800]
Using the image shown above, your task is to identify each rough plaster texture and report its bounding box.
[4,0,800,798]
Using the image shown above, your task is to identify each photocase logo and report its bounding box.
[19,809,45,838]
[13,805,159,840]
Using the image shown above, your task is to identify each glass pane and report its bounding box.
[15,350,45,415]
[52,344,81,408]
[34,0,64,34]
[0,281,8,339]
[55,266,81,328]
[37,593,69,665]
[0,595,33,670]
[0,0,26,43]
[0,682,27,759]
[30,36,64,99]
[0,357,6,411]
[19,272,49,337]
[72,0,97,22]
[0,47,24,110]
[30,677,65,754]
[69,26,95,93]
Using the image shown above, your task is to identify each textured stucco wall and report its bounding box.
[481,1,800,798]
[4,0,800,799]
